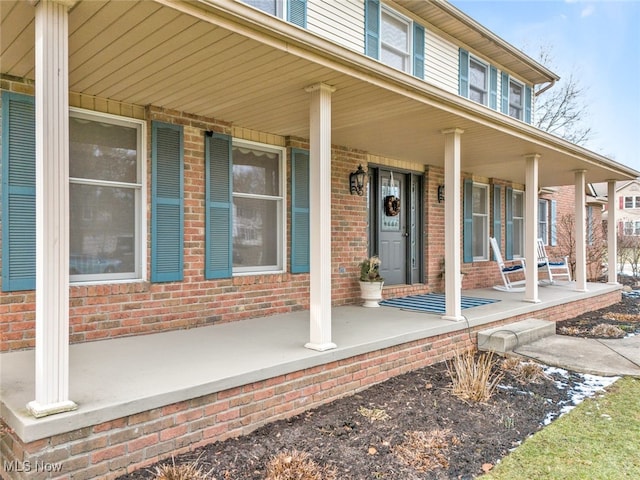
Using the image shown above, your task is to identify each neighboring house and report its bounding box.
[601,180,640,237]
[0,0,636,478]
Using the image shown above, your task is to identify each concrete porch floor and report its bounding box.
[0,282,620,443]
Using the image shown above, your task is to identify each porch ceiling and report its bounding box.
[1,0,637,187]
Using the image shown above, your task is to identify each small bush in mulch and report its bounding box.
[447,349,502,403]
[557,287,640,338]
[265,450,337,480]
[392,429,460,473]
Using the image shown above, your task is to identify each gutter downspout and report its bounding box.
[535,80,556,97]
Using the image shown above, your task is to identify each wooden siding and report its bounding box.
[307,0,364,54]
[424,29,458,95]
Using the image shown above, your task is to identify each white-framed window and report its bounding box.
[509,78,524,120]
[472,183,489,261]
[513,190,524,257]
[380,5,412,74]
[623,195,640,208]
[231,139,286,273]
[538,199,550,245]
[69,109,145,282]
[243,0,284,18]
[469,57,489,105]
[623,221,640,236]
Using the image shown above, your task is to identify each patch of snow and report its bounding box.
[542,366,619,425]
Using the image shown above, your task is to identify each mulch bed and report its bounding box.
[118,282,639,480]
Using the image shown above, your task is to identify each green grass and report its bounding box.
[484,377,640,480]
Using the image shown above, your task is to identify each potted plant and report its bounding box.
[359,256,384,307]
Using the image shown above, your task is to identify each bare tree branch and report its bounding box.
[533,46,594,146]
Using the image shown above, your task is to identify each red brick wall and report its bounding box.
[0,289,620,480]
[0,80,600,352]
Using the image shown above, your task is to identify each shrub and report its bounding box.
[152,456,211,480]
[392,429,460,472]
[447,349,503,403]
[265,450,336,480]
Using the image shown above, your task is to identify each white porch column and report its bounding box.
[304,83,337,351]
[607,180,618,284]
[27,0,77,418]
[524,154,540,303]
[441,128,464,321]
[574,170,588,291]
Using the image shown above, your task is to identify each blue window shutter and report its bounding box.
[550,199,557,246]
[489,66,498,110]
[151,122,184,282]
[205,133,233,279]
[501,72,509,114]
[492,185,502,260]
[463,178,473,263]
[459,48,469,97]
[505,187,513,260]
[364,0,380,59]
[524,85,532,124]
[291,148,310,273]
[1,92,36,292]
[413,23,425,79]
[287,0,306,27]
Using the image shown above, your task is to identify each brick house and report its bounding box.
[0,1,636,478]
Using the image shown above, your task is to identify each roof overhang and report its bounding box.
[1,0,636,187]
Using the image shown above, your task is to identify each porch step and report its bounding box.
[477,319,556,354]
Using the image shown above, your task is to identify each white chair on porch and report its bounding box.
[489,237,526,292]
[536,239,572,284]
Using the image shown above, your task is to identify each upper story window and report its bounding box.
[509,78,524,120]
[69,109,144,282]
[469,57,489,105]
[380,7,411,73]
[242,0,306,27]
[244,0,282,16]
[623,195,640,209]
[364,0,425,79]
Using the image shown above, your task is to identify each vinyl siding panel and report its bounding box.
[307,0,364,54]
[424,29,458,94]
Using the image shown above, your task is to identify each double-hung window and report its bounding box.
[241,0,306,27]
[538,199,549,245]
[509,79,524,120]
[232,141,285,273]
[623,195,640,208]
[512,190,524,257]
[69,110,144,282]
[380,6,412,73]
[469,58,489,106]
[364,0,425,79]
[472,183,489,261]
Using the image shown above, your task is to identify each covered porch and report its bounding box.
[1,281,620,447]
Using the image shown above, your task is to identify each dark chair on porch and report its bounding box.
[489,237,526,292]
[536,239,572,284]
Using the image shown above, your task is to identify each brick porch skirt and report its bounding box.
[0,290,620,480]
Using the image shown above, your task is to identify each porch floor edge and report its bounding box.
[0,282,621,443]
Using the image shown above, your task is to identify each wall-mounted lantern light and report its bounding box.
[350,164,366,196]
[437,184,445,203]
